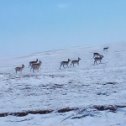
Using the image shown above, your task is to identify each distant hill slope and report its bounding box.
[0,43,126,126]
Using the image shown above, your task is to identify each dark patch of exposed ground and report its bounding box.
[0,105,126,118]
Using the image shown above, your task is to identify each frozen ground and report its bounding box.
[0,43,126,126]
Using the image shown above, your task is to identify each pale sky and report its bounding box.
[0,0,126,57]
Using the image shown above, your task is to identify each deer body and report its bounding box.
[94,55,104,64]
[93,52,101,58]
[60,59,70,69]
[29,59,38,67]
[15,64,25,74]
[31,61,42,72]
[71,57,81,67]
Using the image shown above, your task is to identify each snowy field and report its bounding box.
[0,43,126,126]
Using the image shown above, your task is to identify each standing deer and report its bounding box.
[15,64,25,74]
[94,55,104,64]
[71,57,81,67]
[29,59,38,67]
[60,59,71,69]
[31,61,42,72]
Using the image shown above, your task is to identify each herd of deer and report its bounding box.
[15,59,42,74]
[15,47,109,74]
[93,46,109,64]
[60,57,81,69]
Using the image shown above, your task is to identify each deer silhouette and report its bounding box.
[30,61,42,72]
[70,57,81,67]
[94,55,104,64]
[60,59,71,69]
[15,64,25,74]
[29,59,38,67]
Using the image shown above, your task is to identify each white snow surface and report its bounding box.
[0,43,126,126]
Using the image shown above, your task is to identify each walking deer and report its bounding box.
[94,55,104,64]
[71,57,81,67]
[31,61,42,72]
[15,64,25,74]
[29,59,38,67]
[60,59,71,69]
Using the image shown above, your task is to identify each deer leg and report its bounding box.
[30,67,32,72]
[38,68,39,72]
[70,63,73,67]
[94,60,96,65]
[59,64,61,69]
[72,63,74,67]
[59,66,61,69]
[67,64,69,68]
[70,63,72,67]
[73,63,74,67]
[63,64,65,68]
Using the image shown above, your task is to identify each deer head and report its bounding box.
[78,57,81,61]
[36,59,38,62]
[68,59,71,62]
[22,64,25,68]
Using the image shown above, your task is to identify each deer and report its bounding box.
[60,58,71,69]
[93,52,101,58]
[30,61,42,72]
[70,57,81,67]
[94,55,104,64]
[29,59,38,67]
[103,47,109,51]
[15,64,25,74]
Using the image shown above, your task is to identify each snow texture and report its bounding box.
[0,43,126,126]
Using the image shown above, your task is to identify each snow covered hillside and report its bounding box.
[0,43,126,126]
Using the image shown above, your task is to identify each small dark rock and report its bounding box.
[58,107,77,113]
